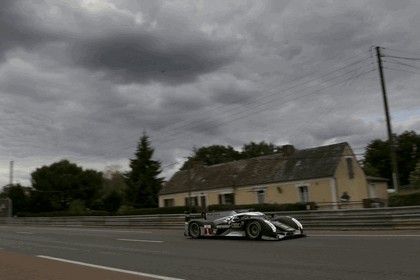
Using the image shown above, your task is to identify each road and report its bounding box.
[0,226,419,280]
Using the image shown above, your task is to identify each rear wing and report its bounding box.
[184,211,206,222]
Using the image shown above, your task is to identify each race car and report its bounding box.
[184,210,305,240]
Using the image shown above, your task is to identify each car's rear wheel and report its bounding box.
[246,221,262,240]
[189,222,201,239]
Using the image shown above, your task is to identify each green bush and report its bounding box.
[16,210,109,217]
[388,191,420,207]
[116,205,199,215]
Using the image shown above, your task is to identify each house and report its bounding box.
[159,142,389,210]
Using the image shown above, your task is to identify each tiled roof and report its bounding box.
[160,142,349,195]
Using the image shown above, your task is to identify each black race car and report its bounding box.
[184,210,305,240]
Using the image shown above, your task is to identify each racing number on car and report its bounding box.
[204,225,212,235]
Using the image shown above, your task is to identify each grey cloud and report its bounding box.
[308,116,373,142]
[0,0,59,60]
[70,32,237,85]
[211,83,256,106]
[0,0,238,86]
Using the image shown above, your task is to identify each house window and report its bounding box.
[346,157,354,179]
[163,199,175,207]
[257,190,265,204]
[298,186,309,203]
[218,193,235,205]
[185,196,198,207]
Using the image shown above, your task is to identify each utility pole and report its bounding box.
[9,160,14,186]
[184,157,192,213]
[375,46,400,192]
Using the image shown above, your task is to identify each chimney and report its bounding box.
[281,145,295,157]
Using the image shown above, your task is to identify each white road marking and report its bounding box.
[310,234,420,237]
[118,238,163,243]
[48,228,153,234]
[16,231,34,234]
[6,226,152,234]
[37,255,184,280]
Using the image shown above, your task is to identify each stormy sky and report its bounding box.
[1,0,420,188]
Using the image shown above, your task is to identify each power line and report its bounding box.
[149,59,374,144]
[86,51,374,154]
[384,57,420,71]
[61,54,377,166]
[2,48,390,180]
[383,55,420,61]
[381,47,420,57]
[384,67,420,76]
[153,57,374,140]
[72,52,375,162]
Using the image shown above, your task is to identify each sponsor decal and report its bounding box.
[216,225,230,229]
[231,222,242,229]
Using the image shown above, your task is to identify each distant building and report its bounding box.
[159,142,389,210]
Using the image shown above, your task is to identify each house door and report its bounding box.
[369,184,377,198]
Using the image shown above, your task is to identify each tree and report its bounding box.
[363,130,420,186]
[124,133,163,208]
[241,141,281,159]
[362,139,390,178]
[0,184,30,215]
[395,131,420,186]
[30,160,103,212]
[93,167,126,212]
[102,190,123,213]
[409,161,420,190]
[181,141,283,170]
[181,145,241,169]
[102,166,127,194]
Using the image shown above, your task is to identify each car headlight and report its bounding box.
[291,217,303,229]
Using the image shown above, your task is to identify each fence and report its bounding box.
[0,206,420,230]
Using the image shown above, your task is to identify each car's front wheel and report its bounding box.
[246,221,262,240]
[189,222,201,239]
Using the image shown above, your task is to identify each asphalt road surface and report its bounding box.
[0,226,419,280]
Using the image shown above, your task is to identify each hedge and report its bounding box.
[208,203,308,212]
[16,203,308,217]
[388,191,420,207]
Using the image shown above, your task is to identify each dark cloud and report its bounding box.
[70,32,237,85]
[0,0,59,60]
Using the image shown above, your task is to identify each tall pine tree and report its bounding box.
[125,132,163,208]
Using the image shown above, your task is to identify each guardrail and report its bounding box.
[1,206,420,230]
[274,206,420,230]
